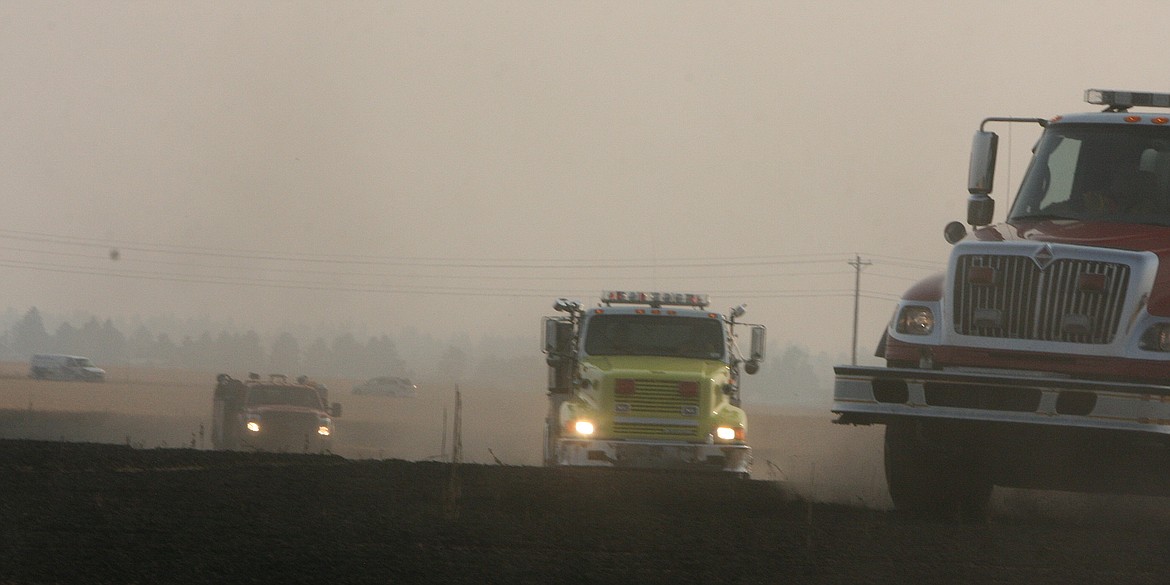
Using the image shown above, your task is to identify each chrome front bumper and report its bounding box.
[555,438,752,474]
[834,365,1170,435]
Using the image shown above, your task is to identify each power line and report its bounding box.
[0,228,852,267]
[0,245,867,283]
[0,228,938,303]
[0,259,911,301]
[0,228,940,271]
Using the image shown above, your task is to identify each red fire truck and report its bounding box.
[835,90,1170,520]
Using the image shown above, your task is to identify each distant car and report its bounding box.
[29,354,106,382]
[352,376,417,397]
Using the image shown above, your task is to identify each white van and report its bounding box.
[29,354,106,382]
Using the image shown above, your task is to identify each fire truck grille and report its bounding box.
[611,422,699,438]
[264,411,318,431]
[953,255,1130,344]
[254,412,322,449]
[612,379,702,439]
[621,379,701,415]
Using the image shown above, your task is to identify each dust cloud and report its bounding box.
[5,361,1170,529]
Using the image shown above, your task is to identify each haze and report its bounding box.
[3,1,1166,360]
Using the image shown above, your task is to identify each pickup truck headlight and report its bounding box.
[245,417,261,433]
[1140,323,1170,352]
[317,416,333,436]
[896,306,934,335]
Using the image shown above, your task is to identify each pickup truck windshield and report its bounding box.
[1010,124,1170,226]
[584,314,724,360]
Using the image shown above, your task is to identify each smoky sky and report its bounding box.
[3,1,1168,355]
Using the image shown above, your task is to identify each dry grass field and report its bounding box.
[0,361,887,496]
[4,363,1170,583]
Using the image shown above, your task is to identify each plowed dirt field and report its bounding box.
[2,364,1170,583]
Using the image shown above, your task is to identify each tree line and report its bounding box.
[0,307,410,380]
[0,306,841,405]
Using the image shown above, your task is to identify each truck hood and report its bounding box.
[582,355,728,379]
[246,405,326,416]
[976,220,1170,253]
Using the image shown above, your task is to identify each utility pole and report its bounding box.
[849,254,872,365]
[445,385,463,520]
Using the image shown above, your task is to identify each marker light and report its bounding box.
[967,266,997,286]
[615,379,636,395]
[573,420,595,436]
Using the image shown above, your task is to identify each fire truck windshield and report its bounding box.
[246,386,323,409]
[583,314,725,360]
[1010,124,1170,226]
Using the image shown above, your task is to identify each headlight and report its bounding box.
[715,426,737,441]
[573,420,595,436]
[896,306,934,335]
[317,417,333,436]
[246,421,261,433]
[1140,323,1170,352]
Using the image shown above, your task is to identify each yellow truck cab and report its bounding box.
[543,291,765,476]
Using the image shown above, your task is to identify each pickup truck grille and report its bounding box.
[953,254,1129,344]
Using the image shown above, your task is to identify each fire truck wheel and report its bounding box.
[884,421,992,523]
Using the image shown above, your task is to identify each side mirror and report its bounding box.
[750,325,766,361]
[542,317,561,354]
[968,130,998,196]
[967,194,995,227]
[967,130,998,227]
[543,317,575,372]
[331,402,342,417]
[746,325,766,375]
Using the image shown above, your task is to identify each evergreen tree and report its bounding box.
[330,333,362,378]
[54,322,80,356]
[302,337,333,377]
[98,319,126,363]
[11,308,51,357]
[127,326,155,364]
[269,332,301,375]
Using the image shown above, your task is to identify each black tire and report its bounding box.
[884,421,992,523]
